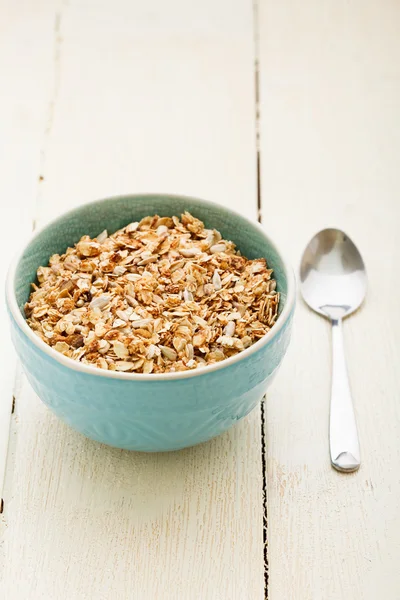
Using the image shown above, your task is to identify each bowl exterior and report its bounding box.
[8,308,293,451]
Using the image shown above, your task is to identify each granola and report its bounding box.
[25,212,279,373]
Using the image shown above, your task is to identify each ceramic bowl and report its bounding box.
[6,194,295,451]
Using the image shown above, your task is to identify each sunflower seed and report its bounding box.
[130,319,152,329]
[115,361,135,371]
[112,318,127,328]
[96,230,108,243]
[160,346,178,361]
[212,270,222,291]
[89,294,111,310]
[210,243,227,254]
[183,288,194,303]
[113,341,129,358]
[224,321,236,336]
[126,222,139,233]
[179,247,201,258]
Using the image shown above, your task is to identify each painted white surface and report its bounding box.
[259,1,400,599]
[0,1,54,514]
[1,0,400,598]
[0,1,264,599]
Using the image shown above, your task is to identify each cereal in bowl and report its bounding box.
[25,212,279,373]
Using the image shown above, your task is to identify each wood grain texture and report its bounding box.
[0,1,265,598]
[258,1,400,598]
[0,1,55,511]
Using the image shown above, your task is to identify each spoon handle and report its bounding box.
[330,318,360,472]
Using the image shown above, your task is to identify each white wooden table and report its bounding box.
[1,1,399,598]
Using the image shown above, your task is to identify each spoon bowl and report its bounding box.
[300,228,367,321]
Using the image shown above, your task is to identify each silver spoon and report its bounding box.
[300,229,367,473]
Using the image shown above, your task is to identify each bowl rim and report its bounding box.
[6,193,296,381]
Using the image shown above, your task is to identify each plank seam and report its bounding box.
[253,0,268,597]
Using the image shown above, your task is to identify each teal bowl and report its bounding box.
[6,194,295,452]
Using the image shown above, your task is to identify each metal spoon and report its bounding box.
[300,229,367,473]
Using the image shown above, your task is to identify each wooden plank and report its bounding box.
[0,1,265,598]
[258,1,400,598]
[0,3,55,514]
